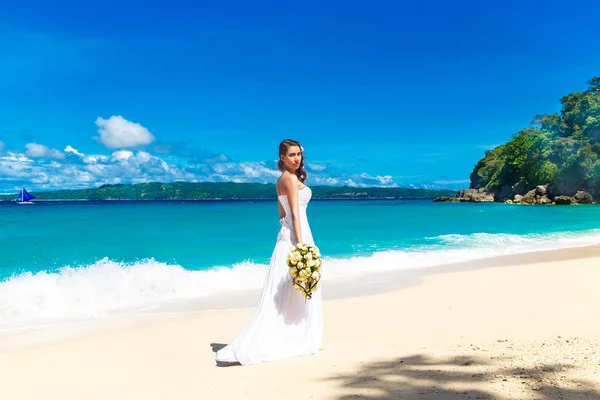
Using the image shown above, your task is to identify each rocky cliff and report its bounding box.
[435,76,600,205]
[434,185,596,205]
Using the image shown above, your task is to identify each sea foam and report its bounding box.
[0,229,599,330]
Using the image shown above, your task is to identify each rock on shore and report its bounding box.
[434,184,597,205]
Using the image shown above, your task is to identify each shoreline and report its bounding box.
[1,244,599,352]
[4,198,599,205]
[130,242,600,315]
[1,244,599,398]
[0,197,441,202]
[2,227,599,337]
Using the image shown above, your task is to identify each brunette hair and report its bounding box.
[278,139,307,183]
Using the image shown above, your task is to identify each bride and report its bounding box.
[215,139,324,365]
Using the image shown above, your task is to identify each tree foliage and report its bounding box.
[470,76,600,195]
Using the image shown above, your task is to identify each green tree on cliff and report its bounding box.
[470,76,600,197]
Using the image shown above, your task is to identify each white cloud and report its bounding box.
[25,143,65,159]
[209,162,281,181]
[64,146,110,165]
[95,115,156,149]
[25,143,49,157]
[64,145,84,157]
[306,163,326,171]
[308,166,398,188]
[311,176,340,186]
[111,150,134,161]
[375,175,394,185]
[0,142,408,192]
[136,151,152,163]
[84,154,109,164]
[0,152,34,182]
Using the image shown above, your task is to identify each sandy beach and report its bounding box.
[1,247,600,399]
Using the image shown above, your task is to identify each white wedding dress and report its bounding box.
[215,186,323,365]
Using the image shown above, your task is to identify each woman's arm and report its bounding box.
[283,175,302,245]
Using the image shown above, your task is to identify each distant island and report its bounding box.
[436,76,600,205]
[0,182,456,202]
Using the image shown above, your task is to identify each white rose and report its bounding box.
[299,268,312,280]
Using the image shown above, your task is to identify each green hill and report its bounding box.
[0,182,455,201]
[440,76,600,204]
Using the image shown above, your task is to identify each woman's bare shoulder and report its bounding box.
[283,173,299,189]
[276,172,294,191]
[279,172,298,185]
[277,173,299,195]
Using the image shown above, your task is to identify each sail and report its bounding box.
[23,188,36,201]
[17,188,36,202]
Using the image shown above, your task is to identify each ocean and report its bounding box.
[1,199,600,330]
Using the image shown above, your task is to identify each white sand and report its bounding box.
[1,247,599,399]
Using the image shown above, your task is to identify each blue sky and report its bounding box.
[1,0,599,192]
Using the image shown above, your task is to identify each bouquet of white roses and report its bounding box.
[287,244,322,300]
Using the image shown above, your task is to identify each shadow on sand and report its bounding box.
[325,353,600,399]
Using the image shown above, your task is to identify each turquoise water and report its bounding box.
[3,200,600,276]
[1,199,600,328]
